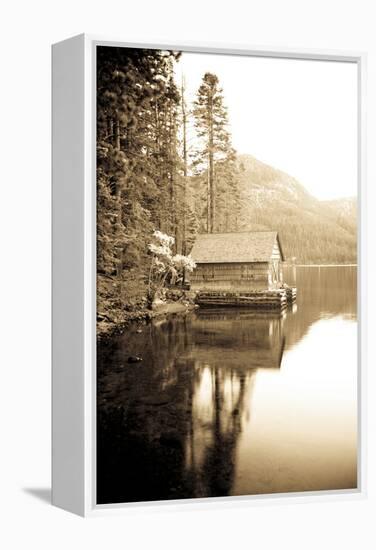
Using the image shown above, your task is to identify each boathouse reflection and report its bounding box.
[97,310,286,503]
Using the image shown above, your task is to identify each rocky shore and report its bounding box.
[97,289,197,343]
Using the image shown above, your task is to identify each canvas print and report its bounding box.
[96,45,358,505]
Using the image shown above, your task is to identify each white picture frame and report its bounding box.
[52,34,367,517]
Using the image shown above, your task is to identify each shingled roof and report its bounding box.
[190,231,284,264]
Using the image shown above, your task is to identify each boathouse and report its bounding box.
[189,231,285,292]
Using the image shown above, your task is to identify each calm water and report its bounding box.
[97,266,357,504]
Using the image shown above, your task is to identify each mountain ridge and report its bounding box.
[235,154,357,264]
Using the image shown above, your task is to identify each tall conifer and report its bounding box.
[192,72,238,233]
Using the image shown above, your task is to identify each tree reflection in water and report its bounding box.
[97,310,285,504]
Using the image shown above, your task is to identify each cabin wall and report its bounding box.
[268,261,283,288]
[269,242,283,288]
[190,262,270,291]
[271,241,282,261]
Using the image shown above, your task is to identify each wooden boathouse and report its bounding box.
[189,231,295,309]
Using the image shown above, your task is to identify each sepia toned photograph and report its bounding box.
[96,45,358,505]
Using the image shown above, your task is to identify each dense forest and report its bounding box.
[96,46,242,329]
[97,46,357,331]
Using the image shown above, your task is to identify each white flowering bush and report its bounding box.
[171,254,197,272]
[147,230,196,300]
[152,230,175,247]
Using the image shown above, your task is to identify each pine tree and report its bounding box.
[192,72,238,233]
[180,75,189,255]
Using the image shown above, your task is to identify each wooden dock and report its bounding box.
[196,287,296,310]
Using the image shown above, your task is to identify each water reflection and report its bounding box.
[97,266,357,504]
[283,265,357,349]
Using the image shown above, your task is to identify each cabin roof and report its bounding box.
[190,231,285,264]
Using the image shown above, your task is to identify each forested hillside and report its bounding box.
[96,46,357,331]
[235,155,357,264]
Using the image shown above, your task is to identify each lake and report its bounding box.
[97,266,358,504]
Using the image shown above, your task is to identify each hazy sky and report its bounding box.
[175,52,358,201]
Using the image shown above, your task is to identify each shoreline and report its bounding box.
[97,265,356,341]
[285,264,357,268]
[97,301,196,343]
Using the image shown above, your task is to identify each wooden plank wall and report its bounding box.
[271,241,282,260]
[190,262,270,291]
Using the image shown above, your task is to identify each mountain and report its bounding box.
[236,154,357,264]
[322,197,357,235]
